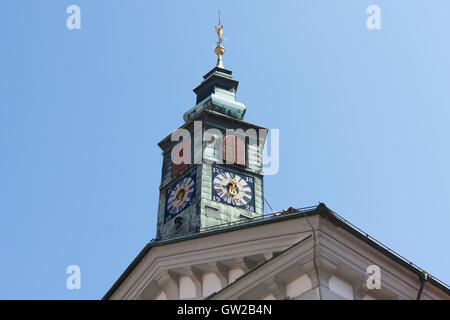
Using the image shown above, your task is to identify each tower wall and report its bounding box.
[155,64,267,241]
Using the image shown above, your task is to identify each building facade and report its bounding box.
[104,204,449,300]
[103,23,450,300]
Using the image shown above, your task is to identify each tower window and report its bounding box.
[223,135,246,167]
[172,140,190,177]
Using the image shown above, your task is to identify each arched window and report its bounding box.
[223,135,246,167]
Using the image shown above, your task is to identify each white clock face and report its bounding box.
[211,166,255,212]
[165,170,196,223]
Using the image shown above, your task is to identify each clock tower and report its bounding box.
[104,16,450,302]
[156,20,267,241]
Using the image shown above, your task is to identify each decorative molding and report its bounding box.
[155,270,179,299]
[263,277,286,300]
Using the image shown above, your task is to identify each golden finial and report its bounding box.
[214,11,225,68]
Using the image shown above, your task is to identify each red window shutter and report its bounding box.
[223,135,246,167]
[223,135,235,164]
[172,140,190,177]
[235,136,246,167]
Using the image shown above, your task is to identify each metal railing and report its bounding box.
[153,205,318,244]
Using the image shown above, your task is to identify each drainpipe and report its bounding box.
[416,271,428,300]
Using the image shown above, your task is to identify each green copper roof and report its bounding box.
[183,66,247,122]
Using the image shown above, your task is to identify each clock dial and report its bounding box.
[165,170,196,223]
[211,166,255,212]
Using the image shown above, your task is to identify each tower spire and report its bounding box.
[214,11,225,68]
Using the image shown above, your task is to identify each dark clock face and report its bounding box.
[211,166,255,212]
[165,169,196,223]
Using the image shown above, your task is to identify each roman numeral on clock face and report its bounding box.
[211,166,255,212]
[165,170,196,223]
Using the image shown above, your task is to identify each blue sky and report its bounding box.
[1,0,449,299]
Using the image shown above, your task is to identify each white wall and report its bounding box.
[228,268,245,284]
[328,276,354,300]
[202,272,222,297]
[179,276,197,299]
[286,274,313,299]
[155,291,167,300]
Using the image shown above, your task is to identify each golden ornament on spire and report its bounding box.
[214,11,225,68]
[215,12,223,43]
